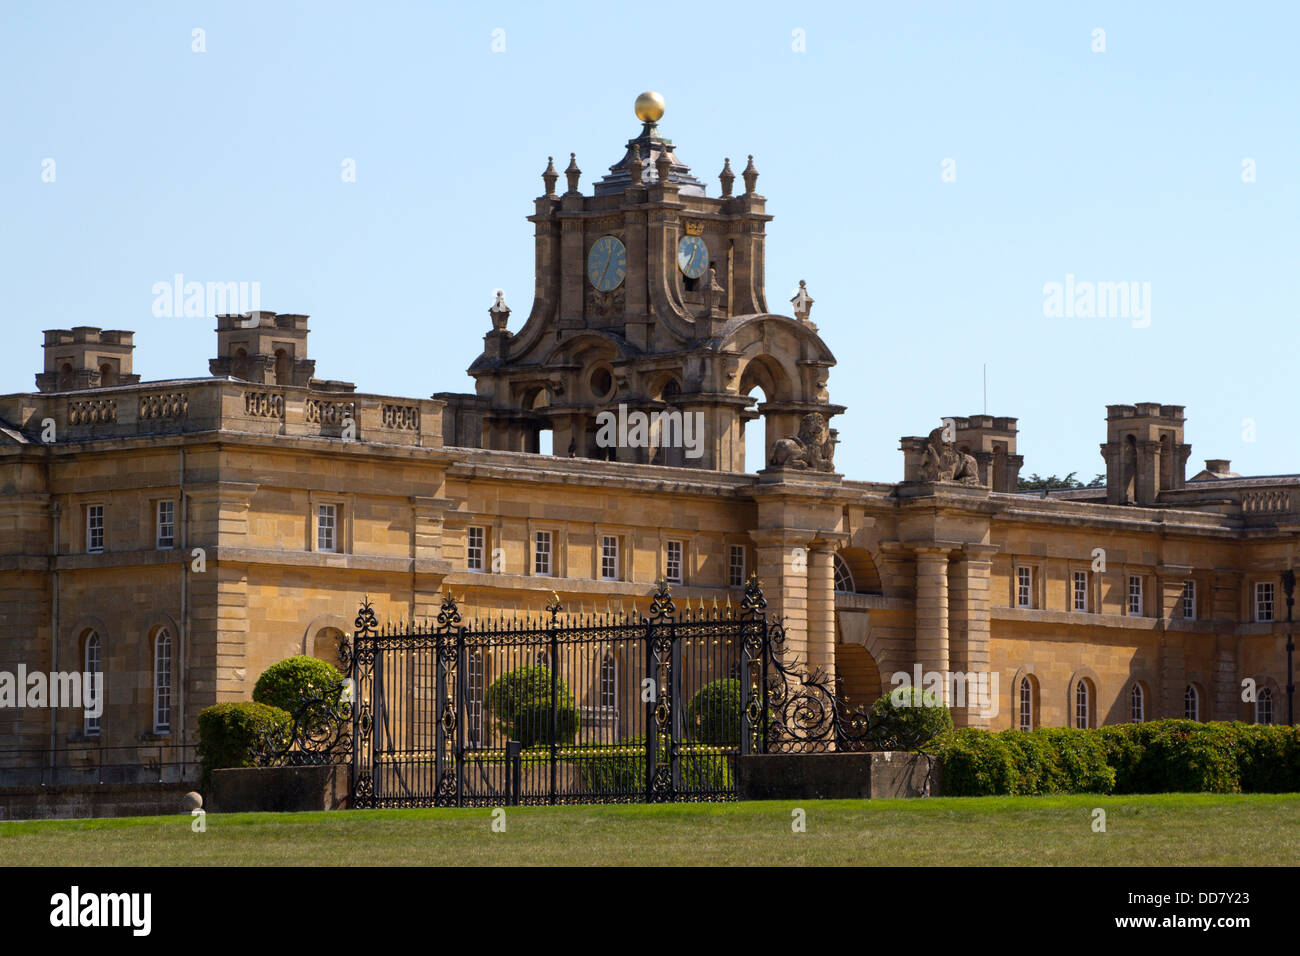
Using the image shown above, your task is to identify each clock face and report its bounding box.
[587,236,627,291]
[677,235,708,279]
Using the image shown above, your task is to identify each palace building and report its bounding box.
[1,93,1296,780]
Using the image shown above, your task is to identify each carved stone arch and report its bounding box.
[1066,665,1102,728]
[836,546,883,594]
[1183,674,1210,720]
[1009,666,1040,730]
[303,614,353,670]
[65,613,112,669]
[139,613,182,671]
[1116,670,1157,723]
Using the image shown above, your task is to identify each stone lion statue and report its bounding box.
[769,412,837,472]
[921,427,982,485]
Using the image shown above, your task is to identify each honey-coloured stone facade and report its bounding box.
[1,97,1296,777]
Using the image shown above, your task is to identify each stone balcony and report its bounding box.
[0,378,444,449]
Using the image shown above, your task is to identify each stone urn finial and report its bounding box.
[742,154,759,195]
[541,156,558,198]
[719,157,735,197]
[564,153,581,194]
[791,279,814,324]
[489,289,511,331]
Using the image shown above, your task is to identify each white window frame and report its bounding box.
[600,535,620,581]
[84,632,102,737]
[467,525,486,572]
[86,504,104,554]
[1018,676,1033,731]
[1075,680,1091,729]
[154,629,172,733]
[728,544,746,588]
[534,530,553,577]
[665,539,684,585]
[1184,684,1200,721]
[1256,688,1273,725]
[1128,574,1144,616]
[156,499,175,550]
[1130,683,1145,723]
[1016,566,1033,608]
[1255,582,1275,623]
[1182,580,1196,621]
[1072,570,1088,612]
[598,654,617,710]
[317,503,338,553]
[834,553,855,594]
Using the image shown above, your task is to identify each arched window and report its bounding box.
[59,363,74,390]
[598,654,617,709]
[833,553,855,594]
[99,363,117,387]
[1075,680,1091,729]
[153,629,172,733]
[467,652,485,746]
[1018,676,1033,731]
[1130,683,1145,723]
[84,632,102,737]
[1256,688,1274,726]
[1184,684,1200,721]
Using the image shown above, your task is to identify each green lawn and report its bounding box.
[1,794,1296,866]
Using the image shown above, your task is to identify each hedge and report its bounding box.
[197,701,291,787]
[687,679,742,746]
[934,720,1300,796]
[574,737,732,793]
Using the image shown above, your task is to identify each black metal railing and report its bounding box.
[0,743,199,787]
[257,575,929,808]
[344,577,770,808]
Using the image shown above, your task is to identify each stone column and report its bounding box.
[750,529,812,665]
[808,537,844,688]
[949,544,997,727]
[914,547,951,703]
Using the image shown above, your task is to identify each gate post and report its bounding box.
[548,621,559,805]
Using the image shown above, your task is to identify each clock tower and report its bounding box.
[447,93,843,472]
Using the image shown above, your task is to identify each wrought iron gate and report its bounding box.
[343,578,772,807]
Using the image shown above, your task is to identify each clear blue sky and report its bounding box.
[2,1,1296,480]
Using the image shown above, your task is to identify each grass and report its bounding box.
[1,793,1298,866]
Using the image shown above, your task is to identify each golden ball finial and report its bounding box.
[634,91,665,123]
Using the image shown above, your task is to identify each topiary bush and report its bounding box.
[197,701,291,787]
[687,678,742,746]
[485,665,579,748]
[252,655,345,716]
[870,686,953,751]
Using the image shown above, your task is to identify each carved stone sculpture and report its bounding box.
[769,412,837,472]
[921,427,982,485]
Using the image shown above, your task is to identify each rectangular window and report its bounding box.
[1182,580,1196,621]
[1256,582,1275,622]
[1016,567,1033,608]
[728,545,746,588]
[601,535,619,581]
[467,526,485,572]
[156,499,175,549]
[86,505,104,553]
[665,540,683,584]
[1128,575,1143,616]
[1072,570,1088,612]
[317,504,337,553]
[534,531,553,576]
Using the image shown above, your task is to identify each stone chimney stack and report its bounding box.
[1100,403,1191,505]
[37,327,140,392]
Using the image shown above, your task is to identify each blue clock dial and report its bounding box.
[587,236,627,291]
[677,235,708,279]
